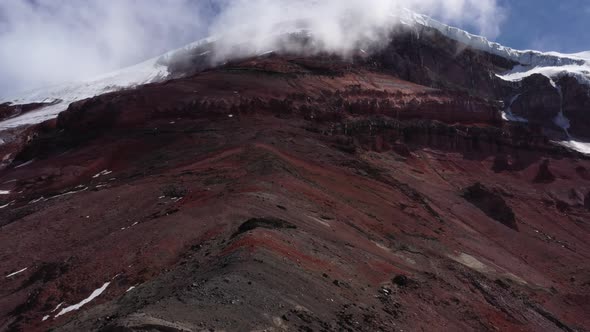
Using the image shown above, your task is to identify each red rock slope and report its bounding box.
[0,55,589,332]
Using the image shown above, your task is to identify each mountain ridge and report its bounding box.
[0,10,589,332]
[1,10,589,138]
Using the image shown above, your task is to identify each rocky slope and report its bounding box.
[0,20,589,332]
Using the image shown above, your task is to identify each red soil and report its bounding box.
[0,55,588,332]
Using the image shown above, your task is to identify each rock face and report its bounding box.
[498,73,590,138]
[462,183,518,230]
[511,74,562,126]
[535,159,557,183]
[368,26,590,140]
[0,38,589,332]
[369,25,515,99]
[560,75,590,136]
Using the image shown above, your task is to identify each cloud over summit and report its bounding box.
[0,0,505,95]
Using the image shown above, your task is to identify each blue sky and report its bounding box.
[494,0,590,52]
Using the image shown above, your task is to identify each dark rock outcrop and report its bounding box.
[559,75,590,137]
[233,217,297,237]
[462,183,518,230]
[369,25,515,99]
[511,74,561,125]
[534,159,556,183]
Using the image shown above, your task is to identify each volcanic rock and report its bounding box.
[559,75,590,137]
[0,29,589,332]
[392,275,410,287]
[233,218,297,237]
[511,74,562,122]
[534,159,556,183]
[462,183,518,230]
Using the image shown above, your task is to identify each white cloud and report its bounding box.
[0,0,506,95]
[0,0,211,95]
[208,0,507,62]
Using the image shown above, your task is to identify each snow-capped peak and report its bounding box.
[0,58,165,129]
[395,9,590,90]
[401,10,589,67]
[1,10,589,133]
[0,37,217,130]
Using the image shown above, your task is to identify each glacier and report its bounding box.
[0,37,216,130]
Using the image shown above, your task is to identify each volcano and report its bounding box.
[0,11,589,332]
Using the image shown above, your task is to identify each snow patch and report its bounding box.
[0,190,9,195]
[93,170,113,178]
[5,267,28,278]
[55,281,111,317]
[15,159,35,169]
[553,112,571,133]
[0,37,217,130]
[548,79,571,136]
[502,112,528,123]
[403,10,589,68]
[493,52,590,90]
[121,220,139,231]
[48,186,88,200]
[0,201,14,209]
[501,94,528,123]
[51,302,64,312]
[0,102,68,130]
[556,140,590,155]
[29,197,46,204]
[497,65,590,86]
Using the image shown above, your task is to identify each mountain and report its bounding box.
[1,12,590,332]
[1,11,590,145]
